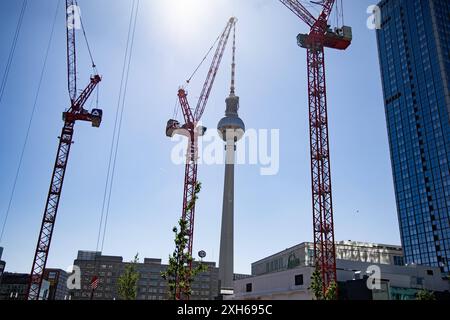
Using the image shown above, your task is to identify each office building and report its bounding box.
[71,251,219,300]
[0,273,49,300]
[251,241,405,276]
[376,0,450,272]
[233,241,450,300]
[44,269,69,300]
[0,273,29,300]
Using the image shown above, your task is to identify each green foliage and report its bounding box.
[310,268,324,300]
[117,253,140,300]
[416,289,436,301]
[161,182,207,300]
[324,281,338,300]
[309,267,337,300]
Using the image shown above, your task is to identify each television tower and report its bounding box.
[165,17,237,300]
[217,24,245,296]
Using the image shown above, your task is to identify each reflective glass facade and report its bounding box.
[376,0,450,273]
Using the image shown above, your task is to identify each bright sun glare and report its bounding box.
[158,0,214,42]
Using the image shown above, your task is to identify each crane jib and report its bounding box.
[194,17,236,122]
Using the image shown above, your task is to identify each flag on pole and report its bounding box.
[90,276,99,290]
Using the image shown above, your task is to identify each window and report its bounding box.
[246,283,252,293]
[295,274,304,286]
[393,256,404,266]
[427,270,434,276]
[416,277,424,286]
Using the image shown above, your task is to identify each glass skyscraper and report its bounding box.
[376,0,450,273]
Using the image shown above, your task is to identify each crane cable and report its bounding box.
[180,24,230,119]
[333,0,345,28]
[186,34,221,85]
[0,0,28,107]
[100,0,140,252]
[75,0,97,74]
[172,31,221,120]
[95,0,140,253]
[172,97,179,120]
[0,0,61,244]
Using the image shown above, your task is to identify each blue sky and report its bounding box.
[0,0,398,275]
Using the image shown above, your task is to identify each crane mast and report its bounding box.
[26,0,102,300]
[67,0,77,104]
[166,17,236,300]
[279,0,352,295]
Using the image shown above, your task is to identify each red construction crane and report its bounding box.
[26,0,102,300]
[166,17,236,299]
[279,0,352,295]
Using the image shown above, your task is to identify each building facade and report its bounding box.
[233,241,450,300]
[0,273,29,300]
[0,273,50,300]
[44,269,69,300]
[251,241,404,276]
[376,0,450,273]
[0,261,5,279]
[71,251,220,300]
[0,247,5,278]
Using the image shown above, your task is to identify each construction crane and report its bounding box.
[26,0,102,300]
[279,0,352,295]
[166,17,237,300]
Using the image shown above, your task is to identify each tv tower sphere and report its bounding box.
[217,94,245,142]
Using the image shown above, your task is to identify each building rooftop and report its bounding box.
[75,250,217,267]
[0,272,30,284]
[252,241,403,267]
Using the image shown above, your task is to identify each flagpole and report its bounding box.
[89,276,99,300]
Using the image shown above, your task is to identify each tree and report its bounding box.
[324,281,338,300]
[161,182,207,300]
[309,266,337,300]
[310,268,324,300]
[416,289,436,301]
[118,253,140,300]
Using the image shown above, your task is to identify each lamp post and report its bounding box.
[198,250,206,263]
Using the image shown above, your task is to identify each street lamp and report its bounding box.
[198,250,206,263]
